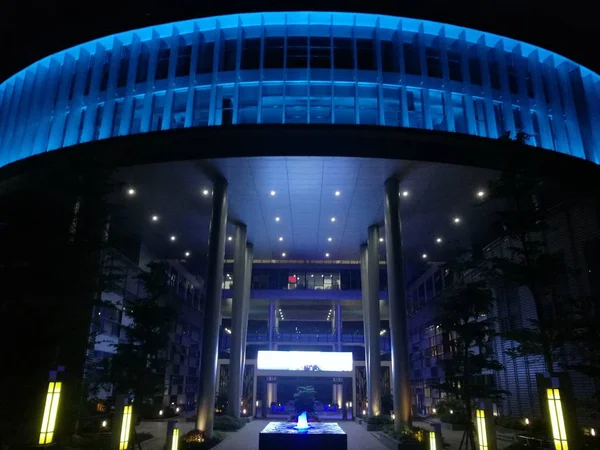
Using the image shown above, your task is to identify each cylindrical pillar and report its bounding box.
[240,243,253,399]
[196,177,228,438]
[228,224,247,418]
[367,225,382,416]
[359,244,371,408]
[384,177,412,430]
[336,300,342,351]
[268,300,275,349]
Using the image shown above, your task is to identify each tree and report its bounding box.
[103,261,177,406]
[435,255,505,450]
[293,385,317,414]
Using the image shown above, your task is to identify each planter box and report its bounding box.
[377,432,426,450]
[259,421,347,450]
[441,422,467,431]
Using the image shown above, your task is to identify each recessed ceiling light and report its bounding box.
[270,190,276,196]
[453,217,461,224]
[477,190,486,198]
[328,237,333,242]
[279,237,284,242]
[330,217,336,222]
[127,188,136,196]
[422,253,428,259]
[310,274,314,277]
[151,215,159,222]
[228,236,233,241]
[334,190,341,196]
[281,252,286,257]
[170,235,176,241]
[325,253,330,257]
[185,251,190,257]
[275,217,280,222]
[436,237,443,244]
[202,189,209,196]
[401,191,409,197]
[379,237,384,242]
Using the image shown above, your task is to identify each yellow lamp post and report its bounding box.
[39,367,64,446]
[475,400,497,450]
[112,395,134,450]
[547,388,568,450]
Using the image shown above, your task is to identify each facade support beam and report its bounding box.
[367,225,382,417]
[228,224,247,418]
[384,177,412,430]
[359,244,371,413]
[240,243,253,402]
[196,176,228,438]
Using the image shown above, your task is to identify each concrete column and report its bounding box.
[228,224,247,418]
[268,299,275,349]
[196,177,228,438]
[367,225,382,416]
[332,384,337,405]
[384,177,412,430]
[240,243,253,399]
[336,299,342,351]
[359,244,371,406]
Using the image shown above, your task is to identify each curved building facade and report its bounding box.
[0,12,599,168]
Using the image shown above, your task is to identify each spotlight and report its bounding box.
[281,253,286,257]
[127,188,136,196]
[275,217,280,222]
[151,215,159,222]
[170,235,176,241]
[331,217,336,222]
[422,253,428,259]
[401,191,409,197]
[279,237,284,242]
[270,190,276,196]
[453,217,461,224]
[202,189,209,196]
[185,251,190,257]
[228,236,233,241]
[436,237,443,244]
[334,190,341,196]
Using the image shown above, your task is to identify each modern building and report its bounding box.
[2,11,600,444]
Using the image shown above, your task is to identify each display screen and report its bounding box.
[256,350,353,372]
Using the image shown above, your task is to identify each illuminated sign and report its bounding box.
[257,351,353,372]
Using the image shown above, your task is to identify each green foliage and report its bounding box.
[383,426,427,444]
[102,261,177,404]
[439,413,468,425]
[366,415,394,425]
[293,385,317,413]
[215,392,229,411]
[212,415,245,431]
[381,393,394,414]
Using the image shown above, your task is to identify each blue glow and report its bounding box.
[295,412,310,430]
[0,11,599,168]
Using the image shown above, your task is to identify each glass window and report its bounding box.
[407,88,423,128]
[117,46,130,88]
[92,103,104,140]
[241,38,261,70]
[507,67,519,95]
[468,55,482,85]
[333,38,354,70]
[285,83,308,123]
[429,90,446,131]
[358,85,378,125]
[287,36,308,69]
[238,84,259,124]
[530,110,541,147]
[493,102,505,137]
[310,37,331,69]
[403,41,420,75]
[357,39,376,71]
[383,86,401,126]
[155,45,171,80]
[192,89,210,126]
[136,46,150,84]
[99,51,112,92]
[130,96,144,134]
[264,37,284,69]
[83,55,95,96]
[512,105,522,131]
[197,41,215,74]
[425,47,442,78]
[548,115,557,150]
[111,100,123,136]
[451,93,467,133]
[488,51,501,90]
[261,83,284,123]
[334,83,355,124]
[171,90,187,129]
[542,72,552,104]
[77,108,86,143]
[381,40,399,73]
[448,50,462,82]
[222,39,237,71]
[176,45,192,77]
[525,74,535,98]
[473,98,487,137]
[309,83,332,124]
[150,94,165,131]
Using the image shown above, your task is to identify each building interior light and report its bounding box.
[270,190,276,196]
[401,191,409,197]
[330,217,336,222]
[422,253,428,259]
[151,215,159,222]
[453,217,461,224]
[39,381,61,445]
[275,217,280,222]
[185,251,190,257]
[328,237,333,242]
[281,253,286,257]
[202,189,209,196]
[279,237,283,241]
[170,235,176,241]
[547,388,568,450]
[476,409,488,450]
[436,237,443,243]
[127,188,136,196]
[335,190,341,196]
[119,405,133,450]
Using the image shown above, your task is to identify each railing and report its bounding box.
[219,332,392,351]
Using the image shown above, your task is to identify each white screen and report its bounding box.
[256,350,353,372]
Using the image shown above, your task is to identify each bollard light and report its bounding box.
[591,428,596,437]
[429,430,436,450]
[171,428,179,450]
[391,413,395,420]
[39,381,62,444]
[475,409,488,450]
[119,405,133,450]
[101,420,107,428]
[243,408,247,415]
[524,418,530,425]
[362,409,366,416]
[159,409,164,416]
[547,388,568,450]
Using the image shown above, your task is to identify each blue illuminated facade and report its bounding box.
[1,11,599,168]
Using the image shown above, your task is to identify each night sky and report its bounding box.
[0,0,596,83]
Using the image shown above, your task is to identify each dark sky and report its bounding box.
[0,0,596,82]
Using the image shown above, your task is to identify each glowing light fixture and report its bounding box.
[151,215,159,222]
[547,388,568,450]
[159,410,164,416]
[102,420,107,428]
[379,237,384,242]
[450,409,454,415]
[281,253,286,257]
[202,189,209,196]
[127,188,136,196]
[429,431,437,450]
[275,217,280,222]
[171,428,179,450]
[432,408,437,414]
[170,235,176,242]
[476,409,489,450]
[228,236,233,241]
[39,381,62,444]
[328,237,333,242]
[453,217,461,224]
[279,237,283,241]
[330,217,336,222]
[524,417,530,425]
[477,190,486,198]
[243,408,247,415]
[422,253,428,259]
[362,410,367,416]
[325,253,330,257]
[175,407,180,413]
[335,190,341,196]
[436,237,443,244]
[401,191,409,197]
[591,428,596,437]
[119,405,133,450]
[185,251,191,257]
[270,190,276,196]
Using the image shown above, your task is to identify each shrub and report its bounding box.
[294,385,317,413]
[384,426,426,444]
[439,413,468,425]
[212,415,244,431]
[366,415,394,425]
